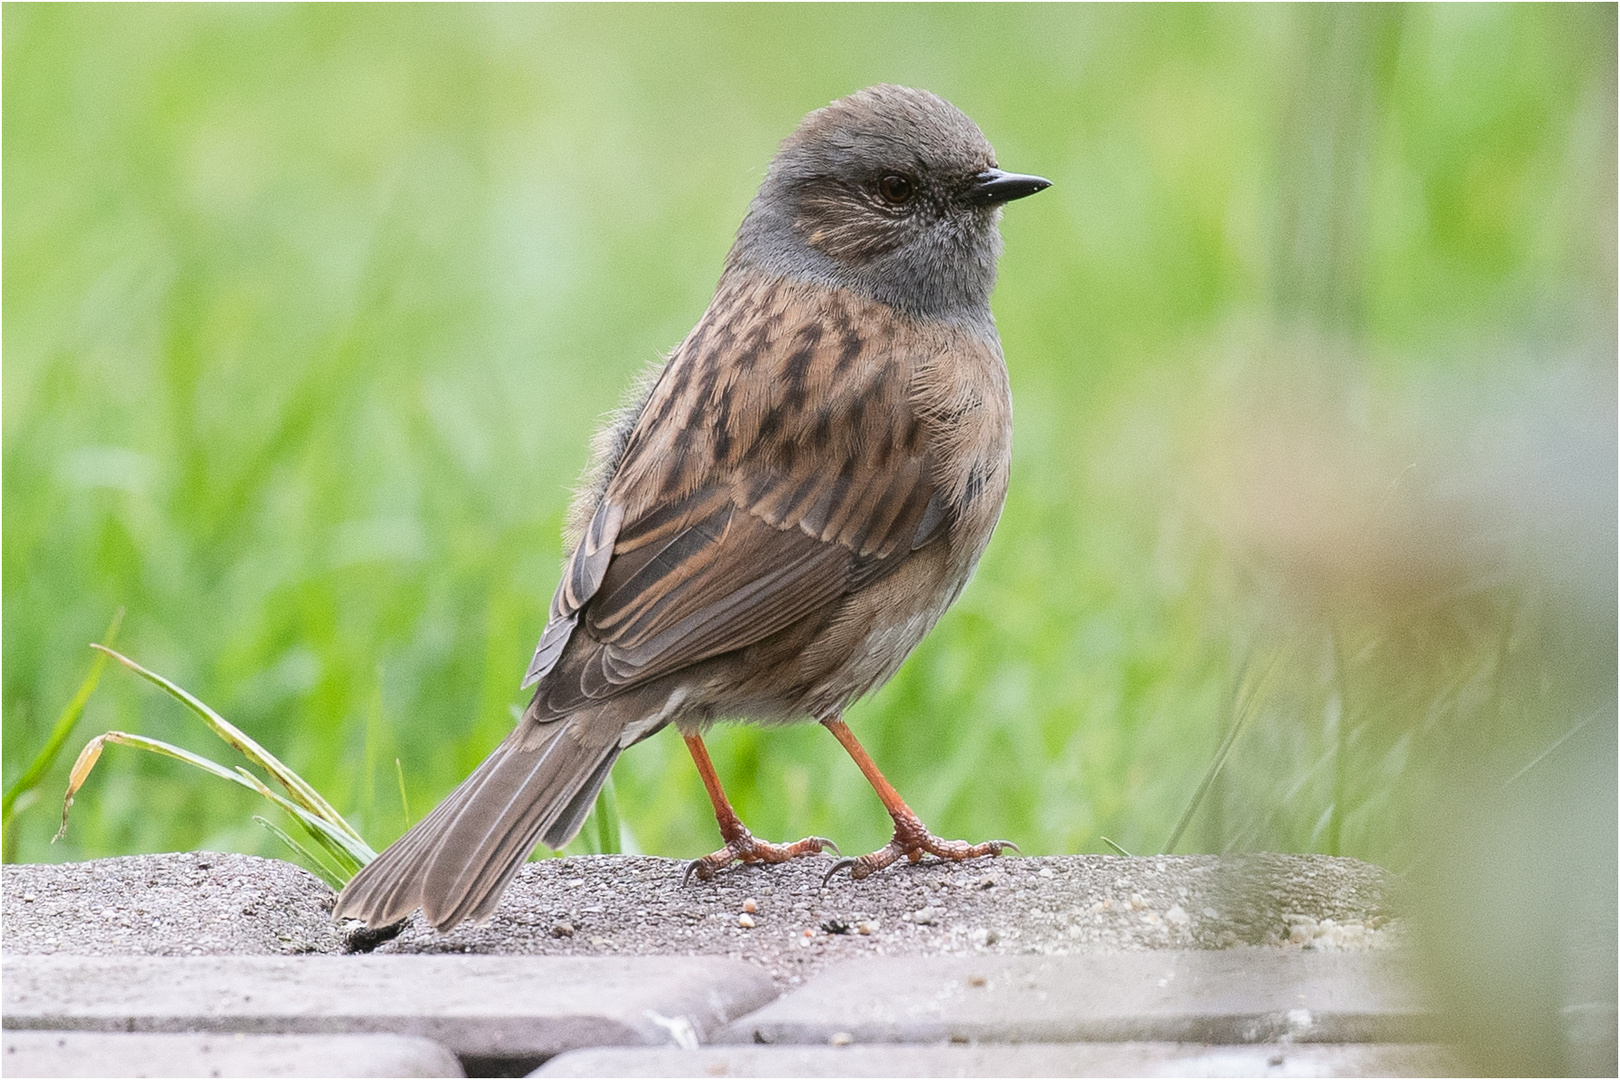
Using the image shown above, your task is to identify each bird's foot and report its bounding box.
[684,826,838,884]
[823,813,1017,883]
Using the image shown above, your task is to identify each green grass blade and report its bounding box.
[253,815,345,889]
[55,731,266,841]
[1504,709,1600,787]
[395,758,411,828]
[53,650,376,882]
[1099,835,1132,857]
[53,730,373,883]
[592,774,622,855]
[1162,649,1283,855]
[231,767,372,873]
[91,645,364,847]
[4,609,124,829]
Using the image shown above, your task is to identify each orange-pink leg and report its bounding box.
[820,717,1016,882]
[683,733,836,883]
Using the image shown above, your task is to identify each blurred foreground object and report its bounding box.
[1192,6,1617,1071]
[1199,347,1616,1074]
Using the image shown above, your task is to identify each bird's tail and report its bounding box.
[334,713,620,932]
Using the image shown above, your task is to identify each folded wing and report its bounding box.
[525,281,951,722]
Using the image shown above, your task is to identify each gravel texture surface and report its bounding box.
[3,851,346,956]
[2,851,1402,988]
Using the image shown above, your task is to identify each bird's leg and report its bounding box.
[820,717,1017,882]
[682,733,837,883]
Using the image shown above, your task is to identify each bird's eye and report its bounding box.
[877,173,915,205]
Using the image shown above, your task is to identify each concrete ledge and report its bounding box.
[2,852,1403,992]
[532,1042,1460,1077]
[720,950,1434,1046]
[3,852,345,956]
[1,1031,463,1078]
[2,955,775,1063]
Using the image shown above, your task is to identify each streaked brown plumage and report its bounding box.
[335,85,1049,932]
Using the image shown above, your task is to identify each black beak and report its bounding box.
[971,168,1052,205]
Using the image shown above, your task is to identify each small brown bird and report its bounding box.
[335,85,1049,932]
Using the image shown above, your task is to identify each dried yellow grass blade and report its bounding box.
[54,735,107,841]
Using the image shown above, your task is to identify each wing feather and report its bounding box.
[522,499,624,689]
[524,280,952,720]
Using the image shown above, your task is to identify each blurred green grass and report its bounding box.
[3,3,1613,894]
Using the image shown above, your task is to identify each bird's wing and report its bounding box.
[527,278,950,719]
[521,496,625,688]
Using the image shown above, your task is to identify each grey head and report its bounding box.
[728,85,1050,322]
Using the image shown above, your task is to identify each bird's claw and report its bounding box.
[683,831,838,885]
[821,857,858,886]
[822,831,1017,885]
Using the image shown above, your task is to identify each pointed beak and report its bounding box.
[971,168,1052,205]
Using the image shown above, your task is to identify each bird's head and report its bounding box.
[731,85,1050,321]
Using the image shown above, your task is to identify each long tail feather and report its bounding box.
[334,714,619,931]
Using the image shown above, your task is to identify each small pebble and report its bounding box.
[967,974,987,987]
[1203,907,1219,919]
[742,897,758,914]
[21,893,36,902]
[829,1032,854,1047]
[856,920,879,935]
[976,875,996,890]
[1165,904,1189,927]
[588,936,608,946]
[1038,867,1055,879]
[550,921,574,938]
[1129,893,1146,910]
[737,913,755,929]
[911,906,936,925]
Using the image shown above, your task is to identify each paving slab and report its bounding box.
[532,1042,1460,1077]
[2,954,775,1067]
[719,950,1434,1046]
[3,852,1403,989]
[1,1031,463,1078]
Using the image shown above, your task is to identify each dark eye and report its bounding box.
[877,173,915,204]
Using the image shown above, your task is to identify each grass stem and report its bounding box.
[2,610,124,840]
[1163,650,1281,855]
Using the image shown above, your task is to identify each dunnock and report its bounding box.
[336,85,1049,931]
